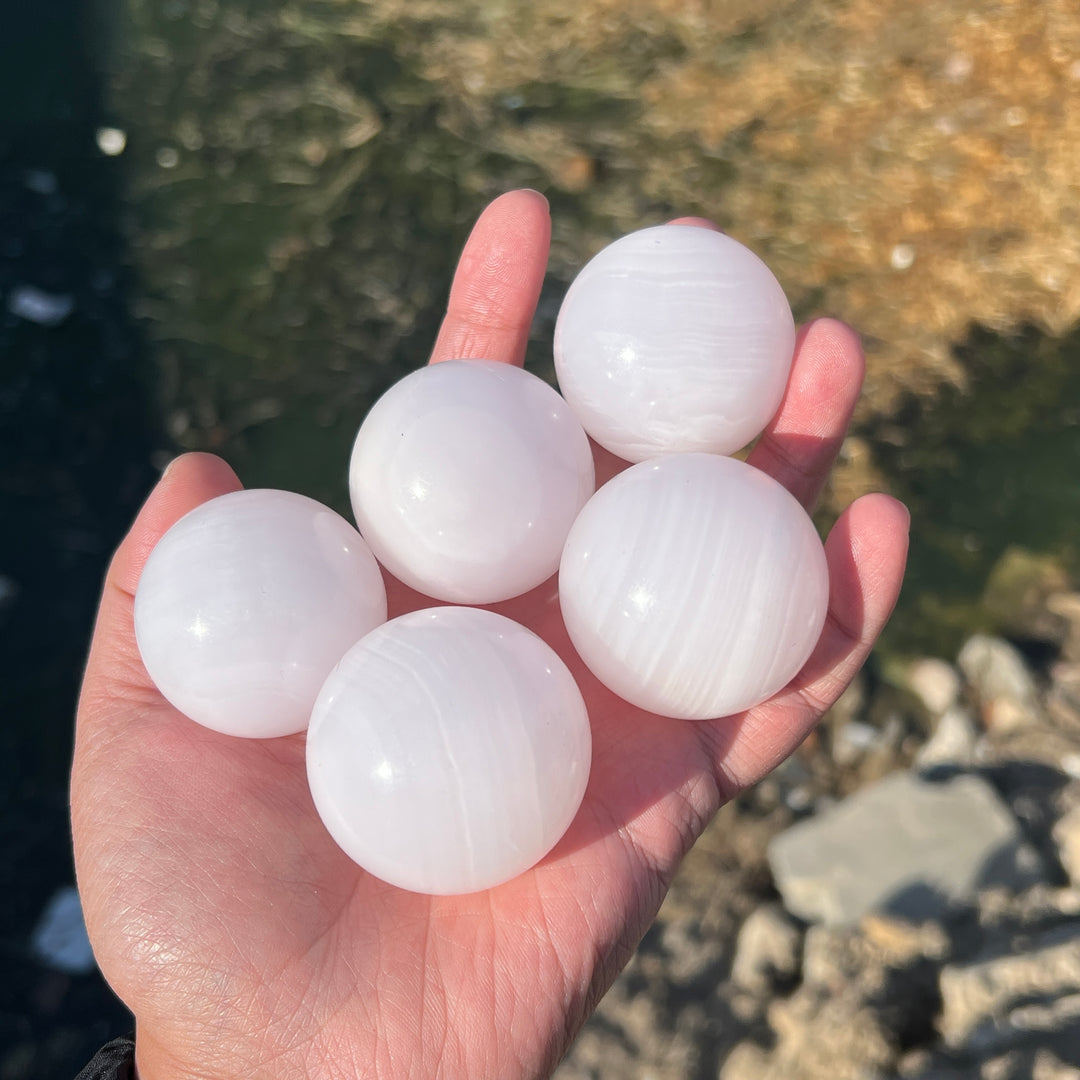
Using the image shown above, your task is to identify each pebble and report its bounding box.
[939,923,1080,1052]
[730,903,803,996]
[891,243,916,271]
[1047,593,1080,662]
[958,635,1042,728]
[834,720,881,767]
[1052,804,1080,886]
[23,169,58,195]
[95,127,127,156]
[6,285,75,327]
[907,658,962,716]
[915,706,979,769]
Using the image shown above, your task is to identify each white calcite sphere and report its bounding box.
[307,606,591,894]
[135,489,387,738]
[558,454,829,720]
[349,359,595,604]
[554,225,795,463]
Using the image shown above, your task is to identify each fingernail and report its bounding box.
[898,500,912,533]
[668,215,721,232]
[160,454,183,480]
[520,187,550,210]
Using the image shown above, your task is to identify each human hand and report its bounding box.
[72,190,908,1080]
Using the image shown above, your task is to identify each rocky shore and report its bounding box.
[557,584,1080,1078]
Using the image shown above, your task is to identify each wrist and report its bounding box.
[132,1028,207,1080]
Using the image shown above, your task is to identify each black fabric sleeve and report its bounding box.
[74,1034,136,1080]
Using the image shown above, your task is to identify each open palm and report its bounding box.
[72,191,908,1080]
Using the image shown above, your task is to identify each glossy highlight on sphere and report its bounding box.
[558,454,829,720]
[554,225,795,463]
[306,607,592,895]
[134,489,387,738]
[349,359,595,603]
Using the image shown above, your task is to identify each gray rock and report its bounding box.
[762,989,896,1080]
[1033,1049,1080,1080]
[719,1042,773,1080]
[858,912,951,965]
[939,923,1080,1052]
[975,882,1080,928]
[1052,804,1080,887]
[30,886,95,975]
[6,284,75,327]
[730,903,803,995]
[720,988,896,1080]
[833,720,883,768]
[657,918,724,986]
[957,635,1042,730]
[1048,593,1080,663]
[768,771,1045,926]
[1047,661,1080,733]
[907,658,962,717]
[800,924,865,989]
[980,1054,1029,1080]
[915,706,979,769]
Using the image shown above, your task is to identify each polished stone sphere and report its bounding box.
[134,489,387,738]
[558,454,829,719]
[554,225,795,463]
[306,606,591,895]
[349,359,594,603]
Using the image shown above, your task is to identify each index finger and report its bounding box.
[429,189,552,367]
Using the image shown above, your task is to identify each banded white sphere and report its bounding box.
[349,359,595,604]
[558,454,829,720]
[307,607,591,895]
[134,489,387,738]
[554,225,795,463]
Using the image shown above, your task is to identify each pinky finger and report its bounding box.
[706,492,910,797]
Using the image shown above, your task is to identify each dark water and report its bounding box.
[1,2,147,1075]
[2,2,1079,1076]
[864,323,1080,657]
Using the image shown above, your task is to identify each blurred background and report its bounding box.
[2,1,1079,1077]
